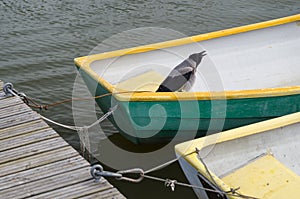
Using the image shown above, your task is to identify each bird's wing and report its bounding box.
[156,58,198,92]
[157,66,194,92]
[177,59,197,69]
[168,65,194,78]
[168,59,194,77]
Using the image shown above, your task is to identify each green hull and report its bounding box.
[79,69,300,144]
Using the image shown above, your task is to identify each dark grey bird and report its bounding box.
[156,51,206,92]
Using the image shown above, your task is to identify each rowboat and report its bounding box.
[175,112,300,199]
[74,14,300,144]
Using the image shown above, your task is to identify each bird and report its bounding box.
[156,51,206,92]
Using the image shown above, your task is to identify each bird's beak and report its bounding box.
[200,51,207,57]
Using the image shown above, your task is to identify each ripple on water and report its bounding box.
[1,1,300,198]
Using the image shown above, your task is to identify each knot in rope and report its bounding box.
[227,187,240,194]
[165,179,177,191]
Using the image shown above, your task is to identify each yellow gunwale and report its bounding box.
[174,111,300,195]
[74,14,300,101]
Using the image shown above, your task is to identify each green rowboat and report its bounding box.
[75,14,300,144]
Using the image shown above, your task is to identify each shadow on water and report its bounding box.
[90,134,198,199]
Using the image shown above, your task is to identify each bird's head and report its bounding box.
[189,51,206,66]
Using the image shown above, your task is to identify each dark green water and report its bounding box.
[1,0,300,198]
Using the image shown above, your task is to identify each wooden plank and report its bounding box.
[100,188,126,199]
[0,96,25,106]
[0,80,124,198]
[0,120,49,140]
[0,92,5,99]
[30,179,114,199]
[0,146,79,177]
[80,188,126,199]
[0,156,89,190]
[0,103,32,119]
[0,167,93,199]
[0,96,23,109]
[0,137,69,164]
[0,128,58,151]
[0,111,40,129]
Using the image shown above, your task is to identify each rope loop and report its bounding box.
[116,168,144,183]
[90,165,144,183]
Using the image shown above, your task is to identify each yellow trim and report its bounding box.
[74,14,300,101]
[111,86,300,101]
[175,111,300,196]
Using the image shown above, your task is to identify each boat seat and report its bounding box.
[221,154,300,199]
[114,70,164,92]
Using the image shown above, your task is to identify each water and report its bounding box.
[1,0,300,198]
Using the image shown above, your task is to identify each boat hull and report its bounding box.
[79,68,300,144]
[75,14,300,144]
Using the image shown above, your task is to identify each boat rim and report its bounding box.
[74,14,300,101]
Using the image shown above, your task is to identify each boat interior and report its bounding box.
[88,21,300,93]
[192,114,300,198]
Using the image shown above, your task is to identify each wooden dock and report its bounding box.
[0,81,125,199]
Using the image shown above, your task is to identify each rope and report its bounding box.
[143,174,226,194]
[41,105,117,159]
[196,147,219,188]
[135,149,234,196]
[4,83,258,198]
[194,148,258,199]
[77,126,90,158]
[24,90,151,110]
[40,106,117,157]
[101,147,257,199]
[39,105,118,131]
[144,150,196,174]
[142,174,257,198]
[3,83,120,158]
[40,115,77,130]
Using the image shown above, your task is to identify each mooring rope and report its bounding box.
[3,83,257,198]
[91,148,258,199]
[39,105,118,131]
[23,90,151,110]
[41,105,118,158]
[3,82,121,159]
[142,149,252,198]
[144,149,196,174]
[142,174,257,199]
